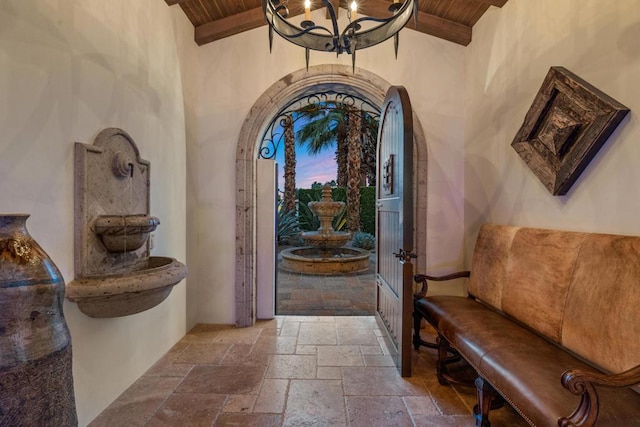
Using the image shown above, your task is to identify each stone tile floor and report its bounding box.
[90,316,528,426]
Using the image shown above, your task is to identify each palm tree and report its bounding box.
[296,103,380,233]
[346,107,362,232]
[361,112,378,187]
[296,104,378,187]
[295,104,349,186]
[282,115,296,213]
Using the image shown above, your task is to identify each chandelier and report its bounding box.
[263,0,418,71]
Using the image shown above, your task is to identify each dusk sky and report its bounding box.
[275,140,337,193]
[273,116,338,193]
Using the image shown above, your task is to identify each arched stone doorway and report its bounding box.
[235,64,428,327]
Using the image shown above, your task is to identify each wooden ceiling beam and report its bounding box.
[355,0,401,19]
[164,0,184,5]
[195,7,266,46]
[466,0,508,7]
[358,0,472,46]
[408,10,472,45]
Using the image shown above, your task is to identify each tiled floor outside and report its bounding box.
[90,316,528,426]
[276,250,376,316]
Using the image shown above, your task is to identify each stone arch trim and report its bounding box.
[235,64,427,327]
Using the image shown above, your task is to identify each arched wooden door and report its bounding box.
[375,86,414,377]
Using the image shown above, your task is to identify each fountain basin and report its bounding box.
[281,247,371,275]
[308,199,345,219]
[66,256,187,318]
[301,230,351,248]
[93,214,159,253]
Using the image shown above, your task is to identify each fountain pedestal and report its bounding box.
[281,184,371,275]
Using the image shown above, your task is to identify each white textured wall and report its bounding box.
[465,1,640,254]
[0,1,193,425]
[193,9,467,323]
[176,5,201,331]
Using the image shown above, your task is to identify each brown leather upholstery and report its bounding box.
[415,296,640,425]
[467,224,640,375]
[415,224,640,426]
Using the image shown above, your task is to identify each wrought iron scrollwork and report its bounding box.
[258,89,380,160]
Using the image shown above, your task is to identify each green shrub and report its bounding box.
[296,191,319,231]
[277,203,300,244]
[352,231,375,250]
[359,187,375,235]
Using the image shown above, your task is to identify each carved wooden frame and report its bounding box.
[511,67,629,195]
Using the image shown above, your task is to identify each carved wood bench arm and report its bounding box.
[559,364,640,427]
[413,271,471,299]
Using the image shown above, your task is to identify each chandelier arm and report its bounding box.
[291,25,334,39]
[265,4,339,51]
[321,0,341,42]
[263,0,415,55]
[340,0,415,51]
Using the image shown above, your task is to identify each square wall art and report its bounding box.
[511,66,629,195]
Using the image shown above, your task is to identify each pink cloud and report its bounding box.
[277,150,338,191]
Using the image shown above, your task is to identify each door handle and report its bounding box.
[393,249,417,263]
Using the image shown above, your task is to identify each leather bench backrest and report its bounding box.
[468,223,640,374]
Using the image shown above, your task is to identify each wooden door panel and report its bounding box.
[376,86,414,377]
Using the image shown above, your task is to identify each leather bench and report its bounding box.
[413,224,640,426]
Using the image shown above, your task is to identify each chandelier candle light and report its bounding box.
[263,0,418,71]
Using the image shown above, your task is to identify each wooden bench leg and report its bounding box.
[412,309,428,350]
[436,334,452,385]
[412,309,442,351]
[474,376,494,427]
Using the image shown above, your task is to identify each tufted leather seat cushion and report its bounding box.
[415,295,640,425]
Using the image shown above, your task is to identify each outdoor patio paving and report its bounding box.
[276,249,376,316]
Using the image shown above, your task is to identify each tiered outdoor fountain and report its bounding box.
[281,184,370,275]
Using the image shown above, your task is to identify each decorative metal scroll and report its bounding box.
[258,90,380,160]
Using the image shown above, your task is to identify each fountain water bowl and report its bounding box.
[93,214,159,253]
[281,184,371,275]
[66,256,186,318]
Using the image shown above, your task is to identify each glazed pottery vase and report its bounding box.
[0,214,77,426]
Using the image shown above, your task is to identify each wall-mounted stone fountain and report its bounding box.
[281,184,371,275]
[66,128,187,318]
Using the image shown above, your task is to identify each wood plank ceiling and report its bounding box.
[165,0,508,47]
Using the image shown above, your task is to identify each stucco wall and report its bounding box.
[0,1,194,424]
[193,10,468,324]
[465,1,640,254]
